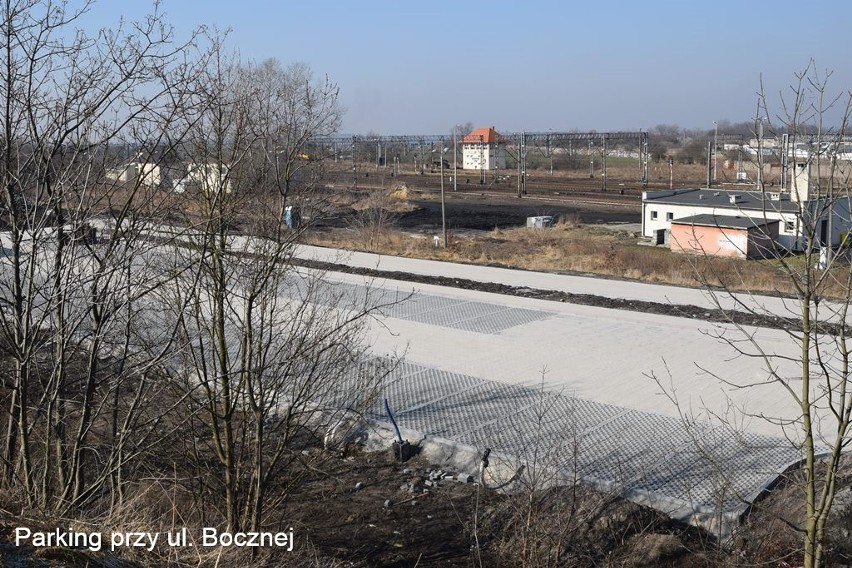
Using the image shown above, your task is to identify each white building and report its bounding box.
[642,164,852,253]
[183,162,232,195]
[462,126,506,171]
[105,161,162,187]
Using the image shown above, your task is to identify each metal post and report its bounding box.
[827,151,834,260]
[352,135,357,190]
[453,125,458,192]
[520,131,527,196]
[706,140,712,188]
[601,134,608,191]
[548,131,553,175]
[517,136,522,198]
[756,118,763,191]
[479,134,485,185]
[589,140,594,178]
[713,121,718,182]
[669,157,673,190]
[440,149,447,248]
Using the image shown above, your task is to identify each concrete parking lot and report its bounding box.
[297,251,815,535]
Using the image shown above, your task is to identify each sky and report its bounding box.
[79,0,852,135]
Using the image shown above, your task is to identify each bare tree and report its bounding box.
[661,61,852,568]
[765,63,852,568]
[0,0,204,513]
[158,42,395,534]
[348,187,399,250]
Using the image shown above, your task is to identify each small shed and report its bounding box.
[669,214,779,259]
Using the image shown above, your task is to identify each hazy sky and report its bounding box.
[82,1,852,135]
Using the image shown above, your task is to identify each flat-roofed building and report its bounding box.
[669,214,779,259]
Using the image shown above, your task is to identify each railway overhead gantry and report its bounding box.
[311,131,650,195]
[503,131,649,197]
[311,135,449,190]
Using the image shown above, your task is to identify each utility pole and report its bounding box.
[756,118,764,191]
[548,130,553,175]
[516,134,523,198]
[516,132,526,197]
[453,125,459,192]
[713,121,718,183]
[827,151,835,262]
[352,135,357,190]
[440,148,447,247]
[589,140,594,178]
[479,134,485,184]
[706,140,712,188]
[669,157,674,189]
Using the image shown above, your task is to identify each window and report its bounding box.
[650,210,658,220]
[785,220,795,232]
[666,212,674,221]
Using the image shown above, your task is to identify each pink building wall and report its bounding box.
[670,222,778,259]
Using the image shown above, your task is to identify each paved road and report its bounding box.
[294,244,815,320]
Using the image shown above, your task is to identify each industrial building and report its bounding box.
[668,214,779,259]
[642,164,852,257]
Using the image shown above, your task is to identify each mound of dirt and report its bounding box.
[390,184,409,200]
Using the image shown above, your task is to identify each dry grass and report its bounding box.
[305,221,831,297]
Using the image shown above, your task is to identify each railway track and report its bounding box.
[321,169,647,207]
[424,180,643,209]
[318,166,762,211]
[445,186,641,209]
[321,165,767,214]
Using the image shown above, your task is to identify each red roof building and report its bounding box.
[462,126,507,171]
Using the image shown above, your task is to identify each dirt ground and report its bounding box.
[0,444,717,567]
[255,449,852,567]
[263,446,718,567]
[313,178,641,232]
[392,194,639,232]
[4,443,848,567]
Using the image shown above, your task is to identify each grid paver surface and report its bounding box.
[370,359,800,524]
[285,268,807,531]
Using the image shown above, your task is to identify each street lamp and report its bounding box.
[432,146,449,248]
